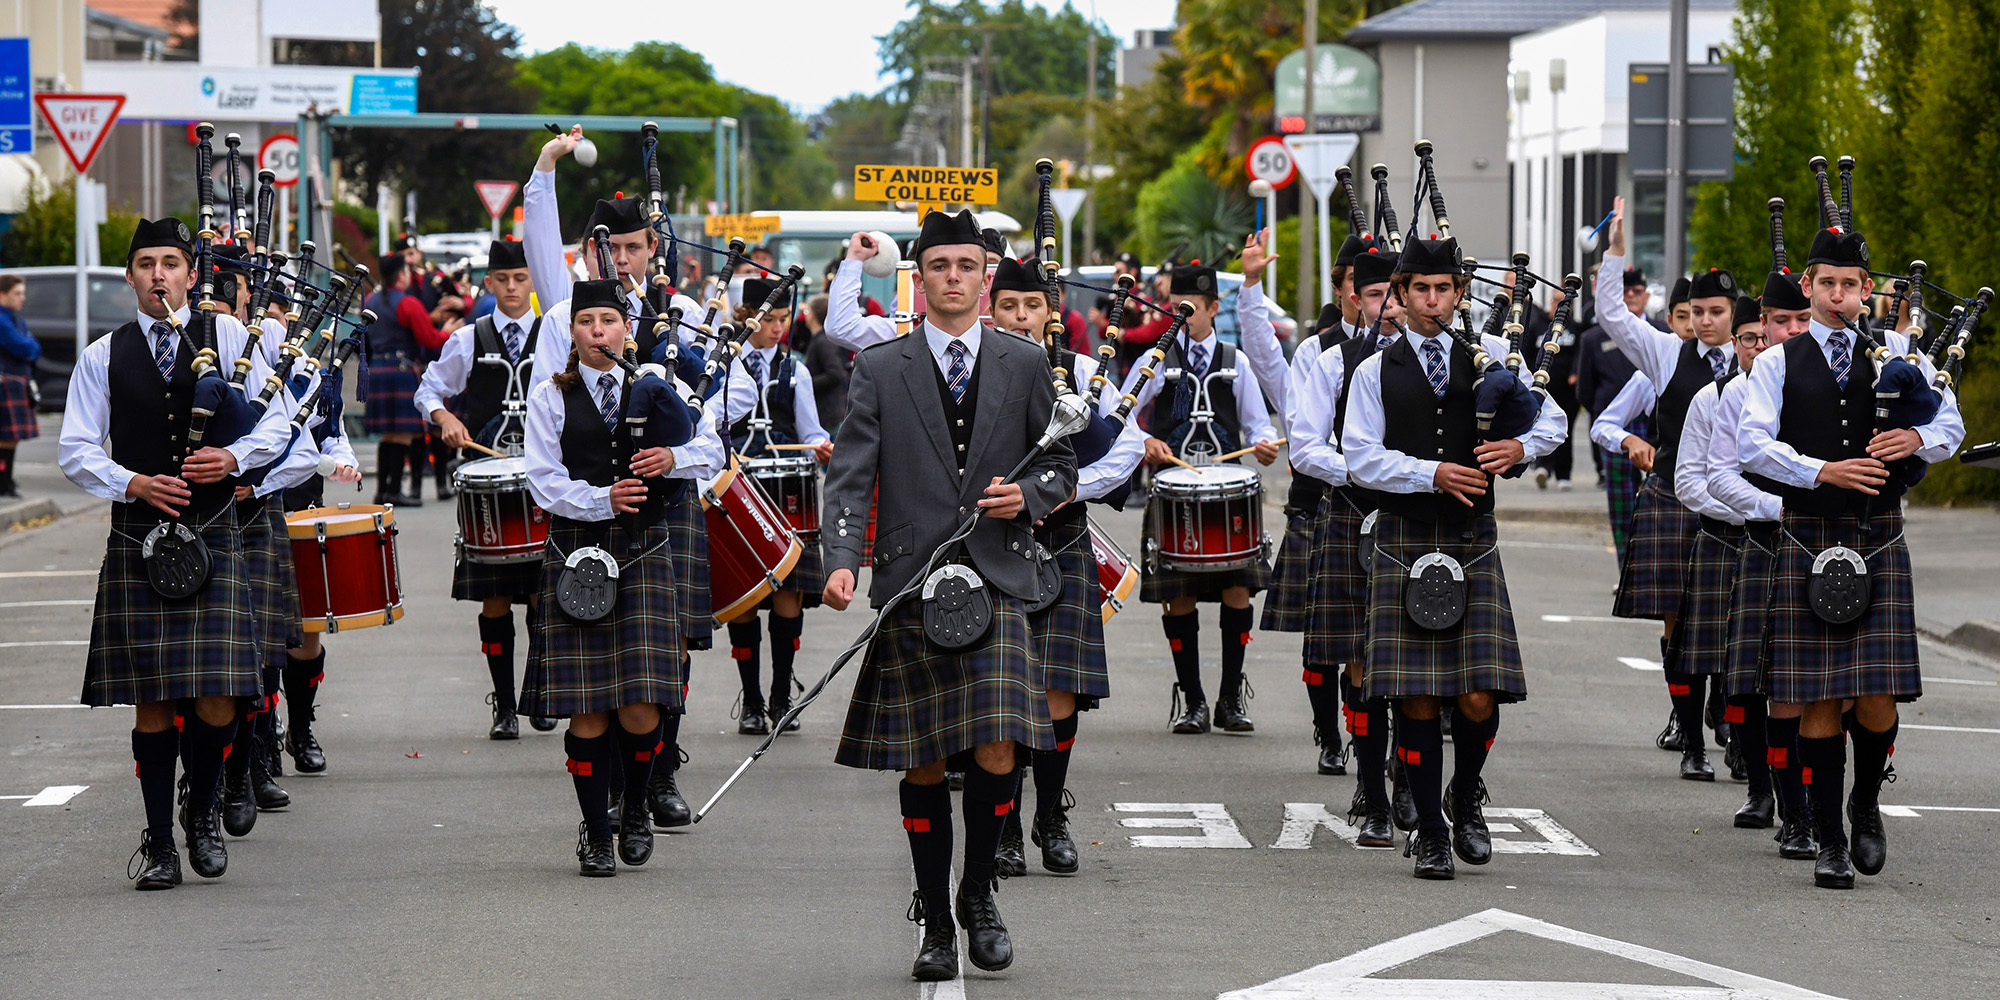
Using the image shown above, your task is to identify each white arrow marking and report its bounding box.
[22,785,87,807]
[1618,657,1663,671]
[1114,803,1252,848]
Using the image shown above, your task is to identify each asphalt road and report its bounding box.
[1,484,1996,1000]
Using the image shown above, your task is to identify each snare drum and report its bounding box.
[744,455,821,541]
[700,458,804,623]
[1088,516,1139,624]
[1145,465,1268,572]
[286,503,404,633]
[453,456,549,564]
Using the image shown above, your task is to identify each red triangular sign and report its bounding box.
[475,180,519,220]
[34,94,126,175]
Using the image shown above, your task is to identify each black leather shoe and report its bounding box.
[1031,793,1080,875]
[1813,841,1856,889]
[647,768,692,829]
[1848,799,1887,877]
[1316,729,1348,776]
[376,491,421,508]
[1776,818,1819,860]
[995,818,1028,879]
[183,807,228,879]
[250,737,289,810]
[1214,677,1255,732]
[1735,792,1776,829]
[262,726,285,778]
[1724,736,1748,781]
[530,715,557,731]
[1389,758,1420,833]
[221,768,257,838]
[487,692,519,740]
[287,724,326,774]
[1656,711,1685,752]
[1170,690,1211,735]
[909,893,958,982]
[1355,808,1396,848]
[576,830,617,877]
[1444,779,1492,866]
[1680,747,1715,781]
[1408,830,1455,880]
[737,699,771,736]
[955,883,1013,972]
[129,834,182,890]
[769,697,801,733]
[618,801,654,866]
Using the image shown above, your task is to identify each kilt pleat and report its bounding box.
[1765,509,1920,705]
[1601,445,1643,559]
[264,498,305,651]
[84,503,262,707]
[763,541,823,609]
[1665,520,1743,677]
[1032,519,1110,699]
[1613,477,1700,620]
[667,495,713,647]
[362,364,426,436]
[836,597,1052,771]
[0,373,38,440]
[1361,513,1526,703]
[1258,509,1318,632]
[521,516,686,717]
[238,497,303,665]
[450,551,540,602]
[1303,487,1371,667]
[1724,521,1780,702]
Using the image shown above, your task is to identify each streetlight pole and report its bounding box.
[1296,0,1318,319]
[1663,0,1689,277]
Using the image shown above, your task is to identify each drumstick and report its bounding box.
[1161,455,1196,470]
[1211,438,1286,463]
[758,443,824,451]
[461,441,506,459]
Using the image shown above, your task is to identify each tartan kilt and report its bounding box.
[1032,519,1110,699]
[836,596,1052,771]
[520,516,686,717]
[1137,502,1272,604]
[450,549,540,603]
[83,502,262,707]
[1665,519,1742,677]
[667,495,713,648]
[1303,487,1371,668]
[237,497,304,665]
[1724,521,1780,702]
[762,540,823,609]
[0,373,38,440]
[1258,509,1319,632]
[1613,477,1700,620]
[1765,509,1920,705]
[1601,445,1643,559]
[1361,513,1526,703]
[362,363,426,436]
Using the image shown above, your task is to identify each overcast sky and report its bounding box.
[484,0,1180,113]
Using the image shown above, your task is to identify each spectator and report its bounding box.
[0,274,38,498]
[800,293,852,432]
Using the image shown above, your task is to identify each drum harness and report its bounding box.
[469,318,537,456]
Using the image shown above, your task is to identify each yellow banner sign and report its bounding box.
[705,213,781,240]
[853,165,999,207]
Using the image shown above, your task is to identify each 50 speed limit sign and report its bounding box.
[259,134,300,187]
[1245,136,1297,189]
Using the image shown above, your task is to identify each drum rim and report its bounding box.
[286,503,397,539]
[1152,466,1262,496]
[453,464,531,490]
[299,603,404,633]
[711,538,803,624]
[743,455,819,473]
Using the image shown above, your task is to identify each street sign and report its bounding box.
[1245,136,1297,189]
[259,134,299,187]
[1628,63,1736,180]
[0,38,31,154]
[852,165,998,207]
[1049,188,1085,223]
[474,179,519,219]
[33,93,125,175]
[1281,132,1359,201]
[705,213,781,241]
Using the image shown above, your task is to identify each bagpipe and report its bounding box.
[1030,157,1125,472]
[579,225,702,468]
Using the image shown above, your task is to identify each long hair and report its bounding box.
[549,346,583,391]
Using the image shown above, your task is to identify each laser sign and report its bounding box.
[852,165,998,209]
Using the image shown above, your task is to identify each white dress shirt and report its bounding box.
[414,307,536,419]
[59,307,295,502]
[1706,375,1782,523]
[1595,253,1732,395]
[1232,282,1292,419]
[1289,324,1401,487]
[718,344,831,447]
[1589,371,1657,454]
[1738,320,1964,489]
[1672,381,1738,522]
[523,367,721,521]
[1341,330,1568,495]
[1065,350,1146,501]
[1111,330,1279,450]
[825,259,899,351]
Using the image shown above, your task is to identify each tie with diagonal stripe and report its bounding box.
[152,321,177,382]
[1422,337,1449,398]
[1187,341,1208,377]
[1829,330,1851,389]
[946,340,970,404]
[503,321,523,361]
[1707,347,1728,381]
[746,349,766,384]
[597,372,619,431]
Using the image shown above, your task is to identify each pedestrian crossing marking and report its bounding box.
[1112,802,1253,848]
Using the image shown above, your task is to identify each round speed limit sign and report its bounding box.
[1245,136,1297,189]
[259,134,300,188]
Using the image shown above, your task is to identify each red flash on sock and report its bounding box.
[481,642,503,656]
[566,759,592,777]
[1169,639,1183,652]
[1238,632,1253,645]
[1801,766,1813,786]
[1397,747,1420,766]
[731,647,755,660]
[1344,705,1368,737]
[1055,737,1075,752]
[1767,747,1788,769]
[1667,683,1692,696]
[1485,737,1495,751]
[903,817,932,833]
[1723,705,1746,724]
[789,638,801,650]
[994,801,1013,816]
[1302,669,1323,685]
[308,672,324,687]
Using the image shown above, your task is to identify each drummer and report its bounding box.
[986,255,1145,876]
[414,239,555,741]
[521,278,683,876]
[1112,261,1280,736]
[715,276,833,737]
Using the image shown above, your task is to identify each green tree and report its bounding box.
[877,1,1114,105]
[816,94,906,207]
[1132,149,1253,266]
[0,180,142,268]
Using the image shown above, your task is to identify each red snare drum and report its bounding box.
[287,503,404,633]
[1144,465,1268,572]
[701,458,804,623]
[744,455,821,541]
[453,456,548,564]
[1087,516,1139,624]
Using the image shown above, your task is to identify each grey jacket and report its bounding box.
[823,326,1077,607]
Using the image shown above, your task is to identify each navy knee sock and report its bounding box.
[179,715,237,817]
[479,612,517,716]
[1033,714,1078,815]
[1665,669,1706,751]
[615,718,665,815]
[1733,700,1771,799]
[728,619,764,712]
[565,730,615,840]
[1305,664,1341,744]
[1342,676,1390,812]
[960,764,1016,892]
[133,729,180,842]
[1799,734,1848,844]
[768,613,803,708]
[1850,720,1898,810]
[1451,707,1499,798]
[1765,714,1807,822]
[1218,604,1254,695]
[1392,709,1447,837]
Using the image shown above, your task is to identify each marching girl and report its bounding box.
[521,279,685,877]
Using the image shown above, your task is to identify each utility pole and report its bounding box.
[1297,0,1318,319]
[961,56,974,168]
[978,30,994,168]
[1663,0,1689,277]
[1082,20,1098,262]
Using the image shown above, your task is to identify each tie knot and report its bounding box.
[949,340,967,358]
[1424,338,1442,356]
[152,321,172,339]
[598,372,616,391]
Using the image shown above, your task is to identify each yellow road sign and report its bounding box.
[853,165,999,207]
[705,212,780,241]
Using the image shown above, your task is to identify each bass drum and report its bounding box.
[287,503,404,633]
[1088,516,1139,624]
[700,457,803,624]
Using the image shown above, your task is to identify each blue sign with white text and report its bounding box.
[350,74,417,116]
[0,37,32,154]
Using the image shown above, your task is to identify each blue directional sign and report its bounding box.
[350,73,417,116]
[0,38,32,154]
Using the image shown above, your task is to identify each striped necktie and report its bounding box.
[746,349,766,384]
[503,321,523,361]
[152,321,177,382]
[1829,330,1851,389]
[1422,337,1449,398]
[1187,342,1208,377]
[597,372,619,431]
[945,341,970,404]
[1707,346,1728,381]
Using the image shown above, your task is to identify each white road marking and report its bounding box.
[1877,805,1920,818]
[0,570,97,579]
[1484,808,1599,856]
[1270,803,1373,850]
[1500,540,1609,552]
[914,874,966,1000]
[1618,657,1663,671]
[1903,723,2000,735]
[0,704,89,710]
[1267,804,1594,856]
[1113,802,1252,848]
[1883,805,2000,814]
[0,600,93,609]
[1927,677,1999,686]
[21,785,87,807]
[0,640,89,649]
[1543,615,1654,624]
[1220,907,1844,1000]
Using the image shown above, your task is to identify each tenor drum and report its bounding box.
[286,503,404,633]
[744,455,821,541]
[1145,465,1268,572]
[1088,516,1139,624]
[700,458,804,624]
[452,456,549,564]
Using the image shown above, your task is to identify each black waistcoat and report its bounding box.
[107,320,233,517]
[729,349,801,451]
[559,374,671,527]
[364,290,417,358]
[460,314,540,433]
[1334,333,1392,512]
[1380,334,1489,523]
[929,344,981,476]
[1653,338,1730,485]
[1148,338,1242,454]
[1745,333,1886,517]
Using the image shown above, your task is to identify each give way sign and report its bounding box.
[475,180,520,220]
[33,93,125,175]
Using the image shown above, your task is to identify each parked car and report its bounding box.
[0,266,139,411]
[1069,265,1299,353]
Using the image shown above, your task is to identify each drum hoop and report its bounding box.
[1152,471,1262,501]
[700,462,741,510]
[712,538,802,624]
[286,503,396,540]
[455,470,531,491]
[744,456,819,475]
